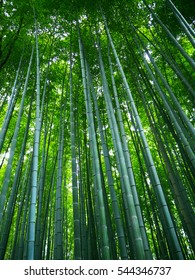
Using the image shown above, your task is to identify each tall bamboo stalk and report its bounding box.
[103,14,184,259]
[27,13,41,260]
[78,22,111,259]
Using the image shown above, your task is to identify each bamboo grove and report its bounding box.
[0,0,195,260]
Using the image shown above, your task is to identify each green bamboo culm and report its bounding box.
[167,0,195,47]
[27,11,41,260]
[78,21,111,260]
[70,30,82,260]
[95,28,146,260]
[102,13,184,260]
[107,45,152,260]
[0,54,23,154]
[85,58,128,260]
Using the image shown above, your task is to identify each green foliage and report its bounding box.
[0,0,195,260]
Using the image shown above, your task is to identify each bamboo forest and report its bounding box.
[0,0,195,260]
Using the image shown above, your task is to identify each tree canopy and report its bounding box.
[0,0,195,260]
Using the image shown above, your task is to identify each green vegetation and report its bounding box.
[0,0,195,260]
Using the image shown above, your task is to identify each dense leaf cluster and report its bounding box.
[0,0,195,260]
